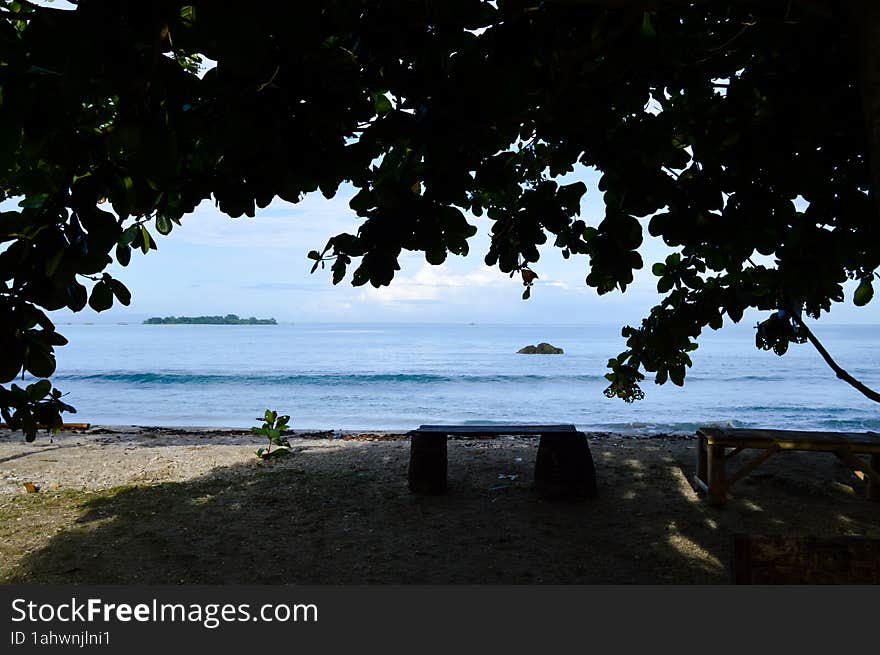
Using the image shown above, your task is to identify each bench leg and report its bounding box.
[408,432,447,494]
[696,435,708,486]
[868,454,880,501]
[707,444,728,507]
[534,432,597,500]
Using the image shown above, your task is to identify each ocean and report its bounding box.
[43,322,880,434]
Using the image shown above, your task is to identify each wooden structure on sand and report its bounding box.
[695,427,880,506]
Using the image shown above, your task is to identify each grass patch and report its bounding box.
[0,488,113,581]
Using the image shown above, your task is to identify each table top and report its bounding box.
[413,424,578,435]
[698,426,880,450]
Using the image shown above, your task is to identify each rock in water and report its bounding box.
[517,342,564,354]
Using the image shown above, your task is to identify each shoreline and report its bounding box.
[0,425,697,494]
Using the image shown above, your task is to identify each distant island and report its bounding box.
[144,314,277,325]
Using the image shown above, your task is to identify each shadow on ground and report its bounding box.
[4,437,879,583]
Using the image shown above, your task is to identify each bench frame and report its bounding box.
[694,427,880,506]
[407,424,597,500]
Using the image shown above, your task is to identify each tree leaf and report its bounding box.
[19,194,49,209]
[372,91,392,114]
[88,281,113,311]
[521,268,538,285]
[155,214,172,235]
[116,242,131,266]
[108,279,132,306]
[641,12,656,36]
[44,248,65,277]
[25,349,56,378]
[854,278,874,306]
[27,379,52,401]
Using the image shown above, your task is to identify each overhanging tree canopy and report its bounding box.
[1,0,878,438]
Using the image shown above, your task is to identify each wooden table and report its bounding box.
[694,427,880,506]
[407,424,597,500]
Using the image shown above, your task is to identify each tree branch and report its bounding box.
[791,312,880,404]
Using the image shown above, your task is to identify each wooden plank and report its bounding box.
[697,427,880,453]
[698,427,880,445]
[414,424,577,436]
[725,446,745,459]
[706,427,880,443]
[733,535,880,584]
[727,445,780,486]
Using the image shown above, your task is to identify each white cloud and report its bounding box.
[412,264,513,288]
[171,191,361,251]
[359,263,518,304]
[355,262,578,305]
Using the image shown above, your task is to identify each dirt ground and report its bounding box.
[1,426,878,584]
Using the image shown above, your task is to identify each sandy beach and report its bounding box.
[1,426,879,584]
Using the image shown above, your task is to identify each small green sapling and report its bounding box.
[252,409,291,459]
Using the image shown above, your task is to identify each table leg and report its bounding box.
[534,432,597,500]
[696,435,708,485]
[408,432,447,494]
[869,454,880,501]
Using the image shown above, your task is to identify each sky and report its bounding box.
[69,168,664,325]
[5,163,868,327]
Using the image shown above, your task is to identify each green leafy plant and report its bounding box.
[252,410,291,460]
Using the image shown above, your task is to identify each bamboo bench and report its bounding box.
[407,424,597,500]
[694,427,880,506]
